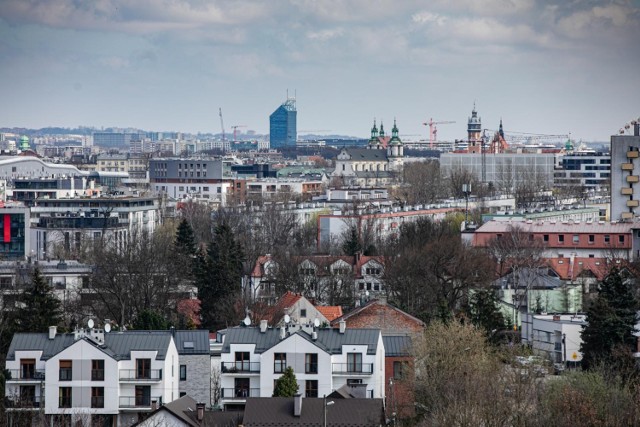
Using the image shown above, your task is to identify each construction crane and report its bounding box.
[422,118,456,149]
[231,125,247,142]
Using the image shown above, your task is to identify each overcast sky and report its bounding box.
[1,0,639,142]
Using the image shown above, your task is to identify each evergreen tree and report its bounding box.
[467,289,506,343]
[175,218,196,256]
[580,268,638,370]
[273,366,299,397]
[132,309,169,330]
[198,222,245,331]
[14,268,62,332]
[341,226,362,256]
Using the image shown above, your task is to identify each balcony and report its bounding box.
[622,163,634,170]
[119,369,162,381]
[626,175,639,183]
[628,151,640,158]
[119,396,163,409]
[627,200,640,207]
[621,188,634,195]
[5,396,43,410]
[221,362,260,374]
[220,388,260,399]
[6,369,45,382]
[332,363,374,375]
[554,342,562,352]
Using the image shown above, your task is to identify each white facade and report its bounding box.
[521,313,586,365]
[153,181,231,204]
[218,326,385,410]
[5,329,180,426]
[610,128,640,220]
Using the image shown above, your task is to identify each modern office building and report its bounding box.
[610,122,640,220]
[0,205,30,260]
[92,132,142,149]
[269,97,297,149]
[554,152,610,191]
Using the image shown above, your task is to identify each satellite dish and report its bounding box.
[284,314,291,324]
[104,323,111,333]
[87,319,94,329]
[314,318,320,328]
[243,316,251,326]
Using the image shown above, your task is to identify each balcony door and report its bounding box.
[235,378,250,398]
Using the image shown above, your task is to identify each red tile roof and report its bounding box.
[315,306,343,322]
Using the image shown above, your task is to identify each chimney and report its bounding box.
[339,320,346,334]
[294,394,302,417]
[280,325,286,340]
[260,320,268,333]
[312,331,318,341]
[151,399,158,411]
[48,326,57,340]
[196,403,205,421]
[635,122,640,137]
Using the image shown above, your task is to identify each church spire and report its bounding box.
[379,121,385,137]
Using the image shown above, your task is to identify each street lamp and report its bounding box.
[324,395,334,427]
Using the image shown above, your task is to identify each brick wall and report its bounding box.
[385,356,415,420]
[342,301,424,334]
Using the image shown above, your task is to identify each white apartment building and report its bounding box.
[218,323,385,411]
[611,123,640,220]
[5,328,180,427]
[521,313,586,367]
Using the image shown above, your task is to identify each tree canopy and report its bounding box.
[14,268,62,333]
[273,366,299,397]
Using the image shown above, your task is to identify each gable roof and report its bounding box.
[382,335,412,357]
[132,395,242,427]
[221,327,381,355]
[339,148,389,162]
[315,306,343,322]
[331,299,425,332]
[6,330,189,361]
[174,330,210,355]
[242,397,384,427]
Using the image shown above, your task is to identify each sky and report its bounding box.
[1,0,639,142]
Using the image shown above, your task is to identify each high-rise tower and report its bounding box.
[467,103,482,153]
[269,96,297,149]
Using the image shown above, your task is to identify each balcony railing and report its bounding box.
[119,396,163,408]
[6,369,45,381]
[119,369,162,381]
[220,388,260,399]
[5,396,43,409]
[332,363,374,374]
[221,362,260,374]
[554,342,562,352]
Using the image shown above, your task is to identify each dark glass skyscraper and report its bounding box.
[269,97,297,149]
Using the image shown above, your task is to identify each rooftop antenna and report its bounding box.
[243,316,251,327]
[284,314,291,324]
[104,323,111,333]
[87,319,94,329]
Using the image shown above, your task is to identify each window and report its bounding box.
[300,309,307,318]
[274,353,287,374]
[59,387,72,408]
[305,380,318,398]
[180,392,187,397]
[20,359,35,379]
[558,235,564,243]
[179,365,187,381]
[235,352,251,371]
[235,378,250,398]
[347,379,363,385]
[393,361,408,380]
[92,360,104,381]
[572,235,579,244]
[347,353,363,373]
[135,386,151,407]
[588,234,595,244]
[59,360,72,381]
[543,234,549,242]
[305,353,318,374]
[605,235,610,244]
[91,387,104,408]
[136,359,151,379]
[619,235,625,244]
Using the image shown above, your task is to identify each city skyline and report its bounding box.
[1,1,639,142]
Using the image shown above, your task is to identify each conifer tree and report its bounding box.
[175,218,196,256]
[15,268,62,332]
[341,226,362,256]
[467,289,506,343]
[198,222,245,330]
[580,268,638,370]
[273,366,299,397]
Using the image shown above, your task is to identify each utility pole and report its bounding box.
[462,183,471,229]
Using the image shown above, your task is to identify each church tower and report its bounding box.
[467,103,482,153]
[387,119,404,172]
[368,119,380,149]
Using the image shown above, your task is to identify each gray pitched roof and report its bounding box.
[6,330,187,361]
[242,397,384,426]
[382,336,412,357]
[221,327,381,355]
[340,148,389,161]
[174,330,210,355]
